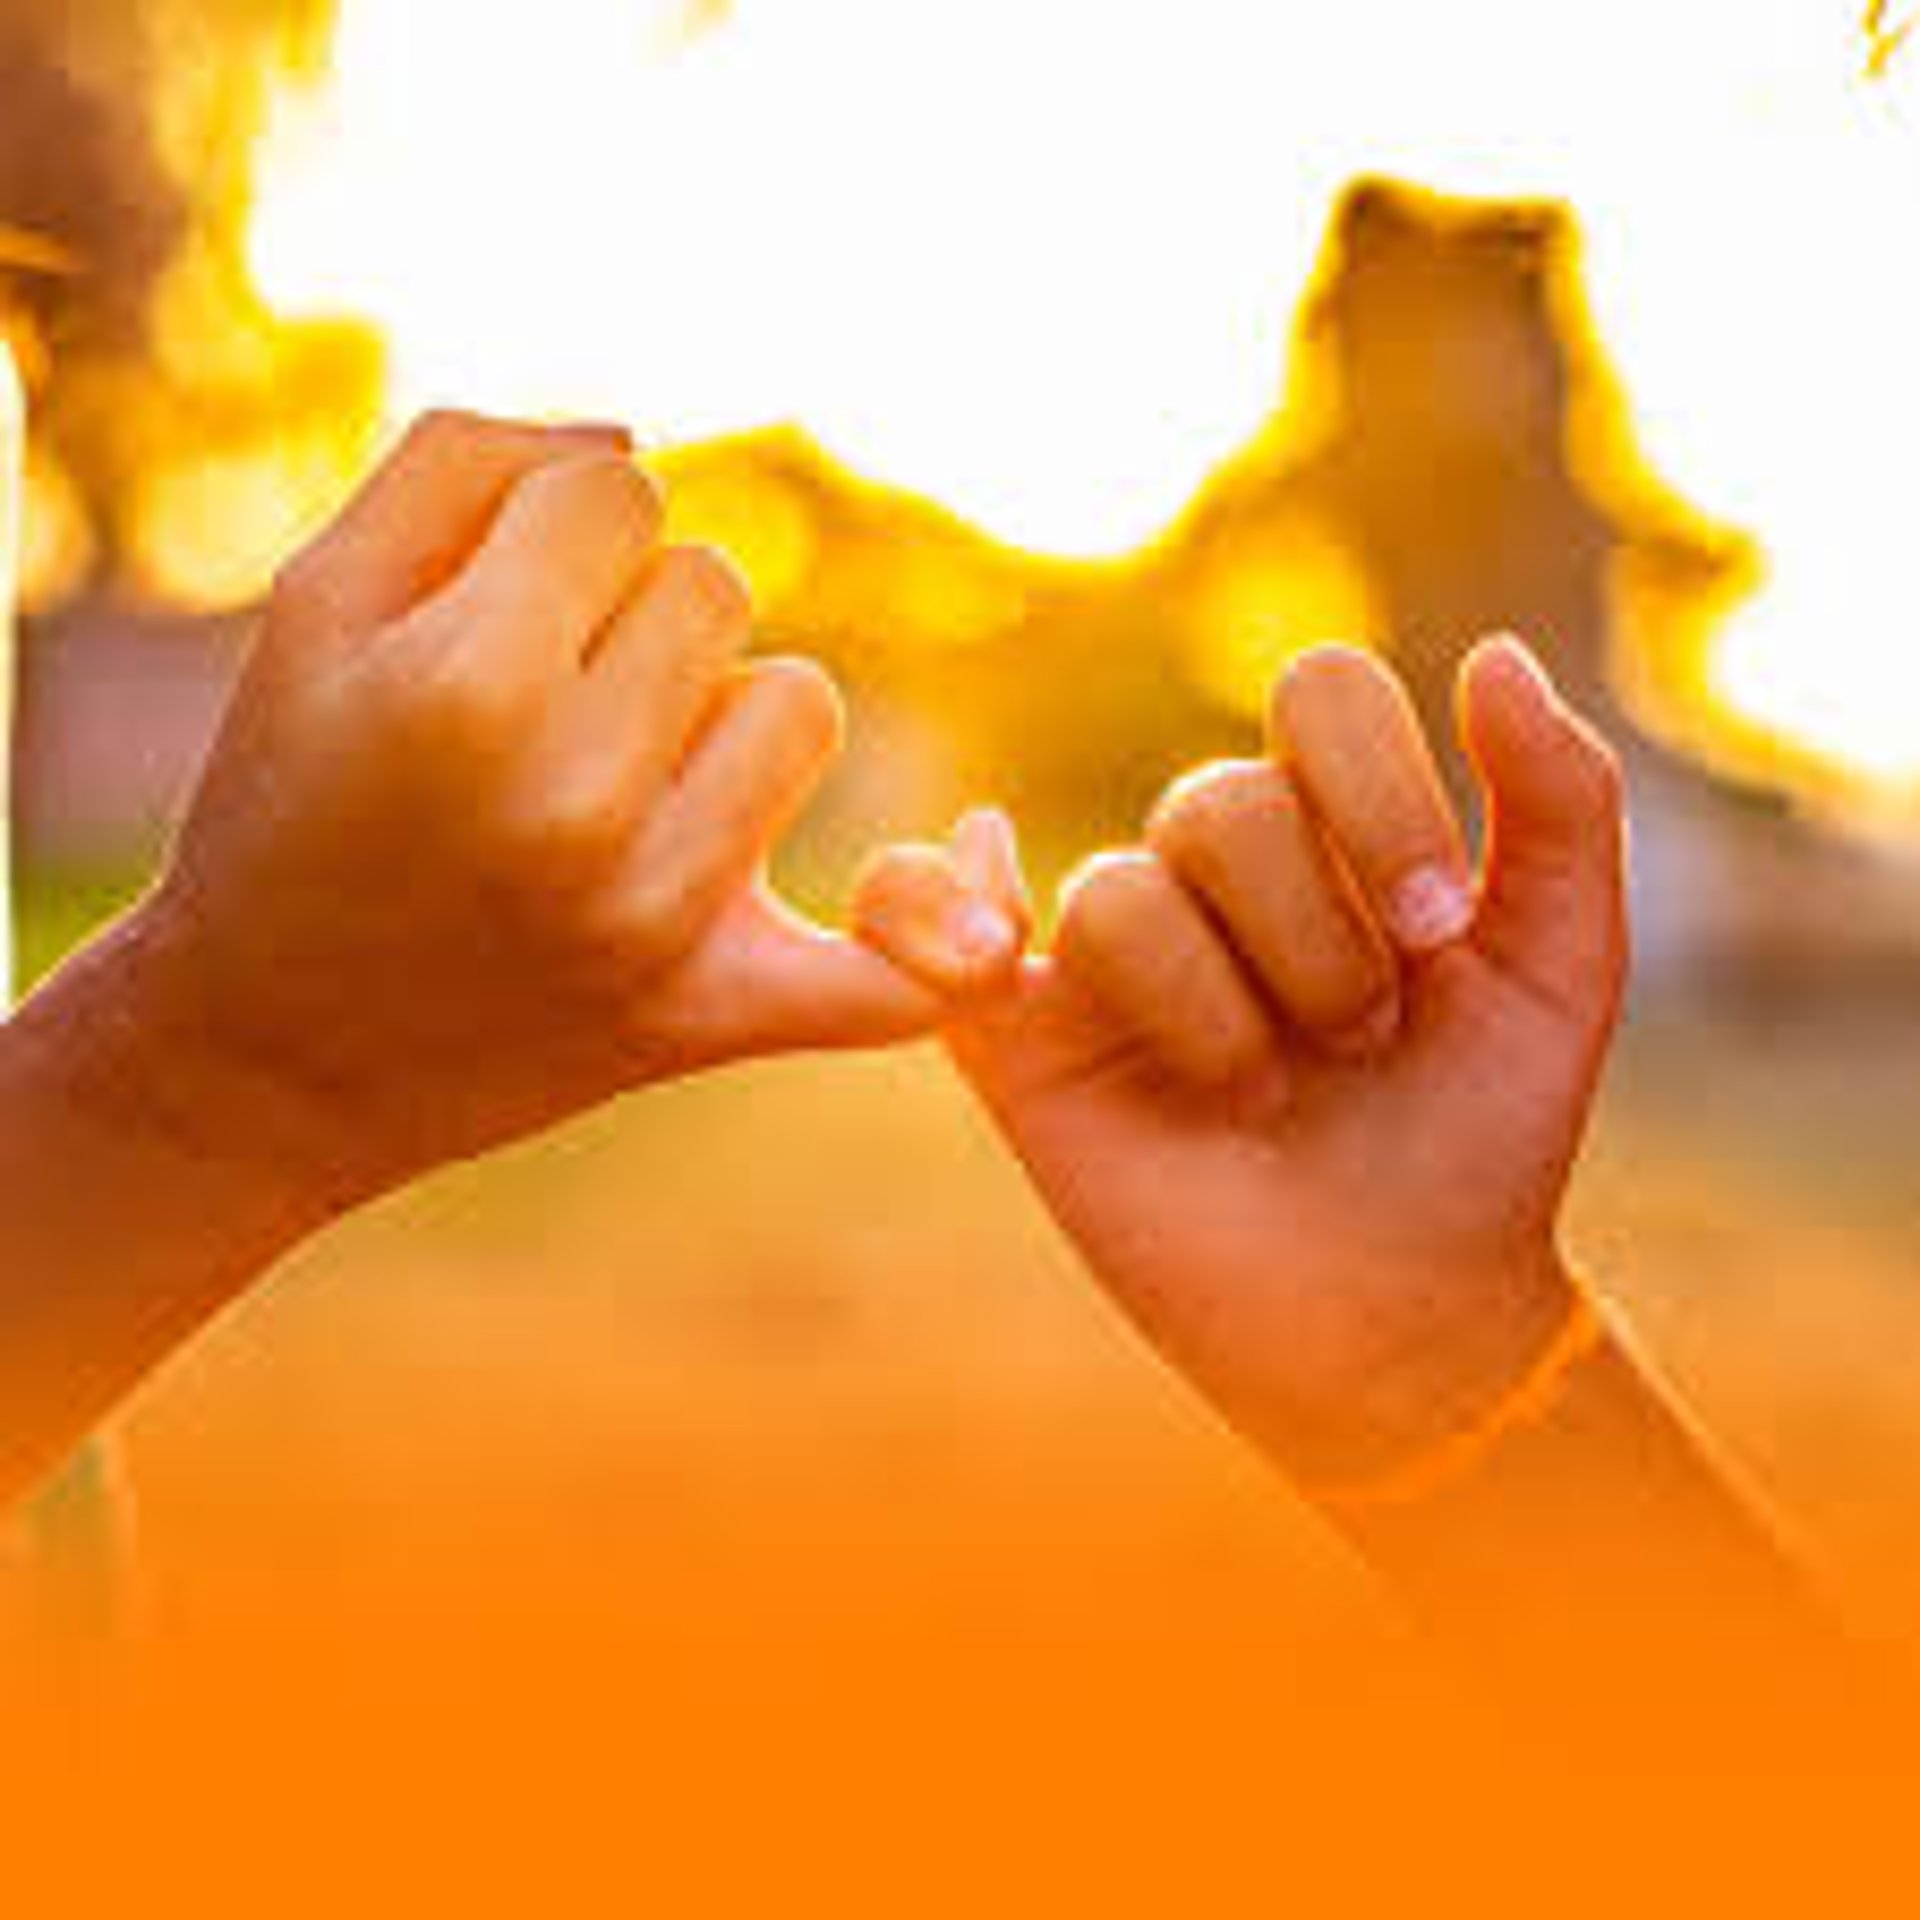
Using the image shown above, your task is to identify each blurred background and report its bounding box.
[6,0,1920,1669]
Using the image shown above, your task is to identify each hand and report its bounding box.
[108,410,936,1216]
[854,639,1628,1479]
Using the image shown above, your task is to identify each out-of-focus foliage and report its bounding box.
[5,0,1900,870]
[0,0,382,611]
[660,181,1748,856]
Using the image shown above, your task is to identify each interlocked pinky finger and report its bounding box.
[851,842,1024,996]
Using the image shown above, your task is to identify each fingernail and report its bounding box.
[952,806,1014,876]
[943,900,1018,974]
[1389,866,1475,951]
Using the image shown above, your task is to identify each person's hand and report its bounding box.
[105,410,936,1217]
[854,638,1627,1479]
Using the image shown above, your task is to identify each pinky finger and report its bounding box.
[852,838,1025,997]
[949,806,1034,938]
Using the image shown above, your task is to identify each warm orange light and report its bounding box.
[1,339,16,1004]
[1184,522,1379,719]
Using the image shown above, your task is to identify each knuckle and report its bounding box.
[602,865,710,971]
[504,773,631,879]
[529,450,660,532]
[752,655,844,759]
[401,652,522,749]
[406,407,492,461]
[1150,760,1279,864]
[408,410,639,490]
[1058,851,1169,957]
[593,456,666,537]
[1273,642,1389,737]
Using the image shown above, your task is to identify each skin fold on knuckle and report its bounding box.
[528,454,662,563]
[385,639,528,769]
[1147,760,1272,877]
[1272,644,1386,754]
[495,766,635,891]
[389,410,584,518]
[417,411,635,474]
[480,460,652,624]
[1055,853,1165,974]
[1162,965,1274,1087]
[589,860,713,981]
[399,408,565,495]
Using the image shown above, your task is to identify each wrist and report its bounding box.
[8,901,349,1250]
[1274,1243,1584,1487]
[1300,1273,1606,1514]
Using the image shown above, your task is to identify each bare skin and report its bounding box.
[0,409,938,1508]
[856,638,1851,1730]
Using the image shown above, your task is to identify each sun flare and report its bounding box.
[248,0,1920,802]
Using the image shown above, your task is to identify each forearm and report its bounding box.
[0,909,333,1509]
[1321,1307,1873,1748]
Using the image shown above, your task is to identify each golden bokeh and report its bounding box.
[10,0,1909,821]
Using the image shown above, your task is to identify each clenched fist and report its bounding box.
[113,410,938,1215]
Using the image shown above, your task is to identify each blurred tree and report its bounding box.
[660,181,1759,870]
[1170,180,1751,798]
[0,0,380,613]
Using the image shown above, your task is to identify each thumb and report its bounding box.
[1461,635,1629,1028]
[726,896,953,1053]
[647,889,946,1065]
